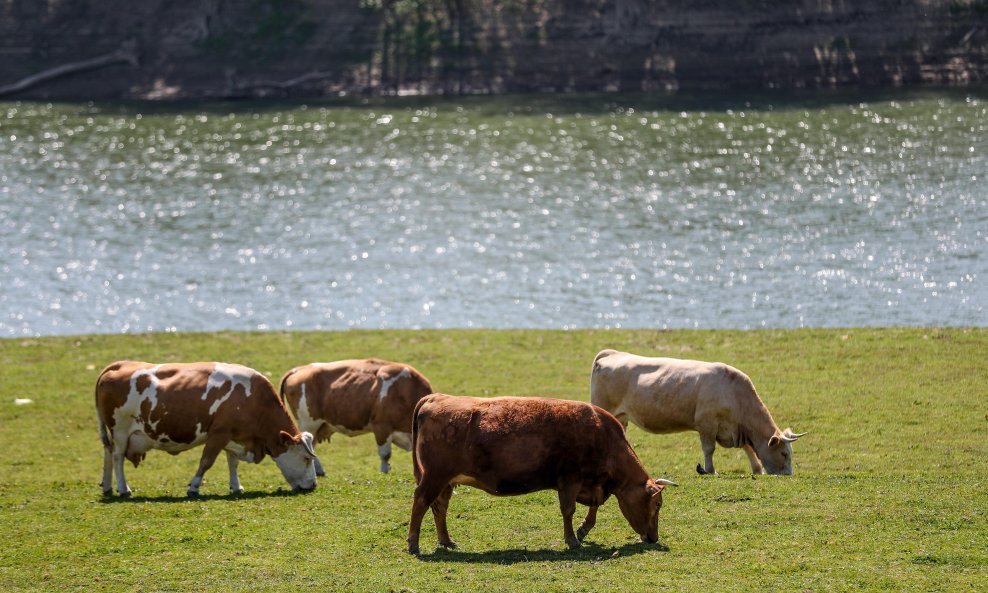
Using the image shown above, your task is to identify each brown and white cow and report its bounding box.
[280,358,434,474]
[406,394,677,554]
[590,349,806,476]
[96,361,318,497]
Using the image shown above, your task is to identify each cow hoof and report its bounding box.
[230,488,245,496]
[186,490,200,498]
[576,528,590,542]
[102,489,113,497]
[407,544,420,555]
[118,490,133,499]
[439,540,457,550]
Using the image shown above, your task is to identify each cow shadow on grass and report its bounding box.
[98,489,308,504]
[416,541,665,564]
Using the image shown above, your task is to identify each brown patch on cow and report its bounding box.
[135,374,152,393]
[206,378,234,401]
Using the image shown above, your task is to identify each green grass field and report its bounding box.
[0,328,985,592]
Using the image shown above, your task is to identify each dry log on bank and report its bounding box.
[0,42,138,98]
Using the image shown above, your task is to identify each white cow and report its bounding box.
[590,349,805,475]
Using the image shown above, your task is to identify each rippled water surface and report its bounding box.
[1,91,985,336]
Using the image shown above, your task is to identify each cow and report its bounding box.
[96,361,318,498]
[406,393,678,554]
[280,358,434,475]
[590,349,806,476]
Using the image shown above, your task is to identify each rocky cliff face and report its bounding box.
[0,0,985,99]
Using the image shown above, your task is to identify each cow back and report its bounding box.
[414,394,640,496]
[282,359,433,436]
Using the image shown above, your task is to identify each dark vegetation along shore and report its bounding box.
[0,328,985,591]
[1,0,986,99]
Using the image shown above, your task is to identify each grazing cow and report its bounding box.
[590,349,806,476]
[406,394,677,554]
[96,361,318,497]
[280,358,434,474]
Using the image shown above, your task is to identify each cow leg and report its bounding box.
[697,434,717,475]
[312,455,326,477]
[431,484,457,550]
[374,428,393,474]
[226,451,245,494]
[558,485,582,549]
[407,478,449,554]
[187,437,225,497]
[101,445,114,496]
[742,444,765,474]
[577,506,599,542]
[312,426,329,476]
[111,434,132,497]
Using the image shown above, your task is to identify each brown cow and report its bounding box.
[96,361,318,497]
[590,349,806,476]
[406,394,677,554]
[280,358,434,474]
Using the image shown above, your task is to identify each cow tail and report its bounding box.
[94,366,112,449]
[589,349,617,406]
[410,396,431,485]
[277,368,295,401]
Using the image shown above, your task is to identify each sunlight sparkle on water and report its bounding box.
[0,93,985,335]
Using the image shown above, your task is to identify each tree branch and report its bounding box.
[0,41,139,97]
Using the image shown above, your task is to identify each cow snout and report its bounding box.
[293,482,317,493]
[642,533,658,544]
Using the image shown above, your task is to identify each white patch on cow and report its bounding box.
[224,440,255,462]
[295,384,326,435]
[391,431,412,451]
[378,369,410,400]
[272,444,318,491]
[126,431,155,457]
[378,439,393,473]
[113,364,163,434]
[205,363,253,415]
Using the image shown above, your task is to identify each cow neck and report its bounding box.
[264,401,302,457]
[737,384,781,443]
[614,442,651,492]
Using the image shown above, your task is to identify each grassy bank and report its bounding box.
[0,328,985,592]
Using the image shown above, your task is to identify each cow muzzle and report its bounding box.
[293,482,317,493]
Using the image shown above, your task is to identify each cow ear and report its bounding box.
[768,434,782,447]
[279,431,296,447]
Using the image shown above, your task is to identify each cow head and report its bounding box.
[759,428,806,475]
[272,431,319,492]
[616,478,678,544]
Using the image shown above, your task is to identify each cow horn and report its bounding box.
[654,479,679,487]
[300,432,317,456]
[781,429,807,442]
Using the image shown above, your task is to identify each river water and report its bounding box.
[0,91,985,336]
